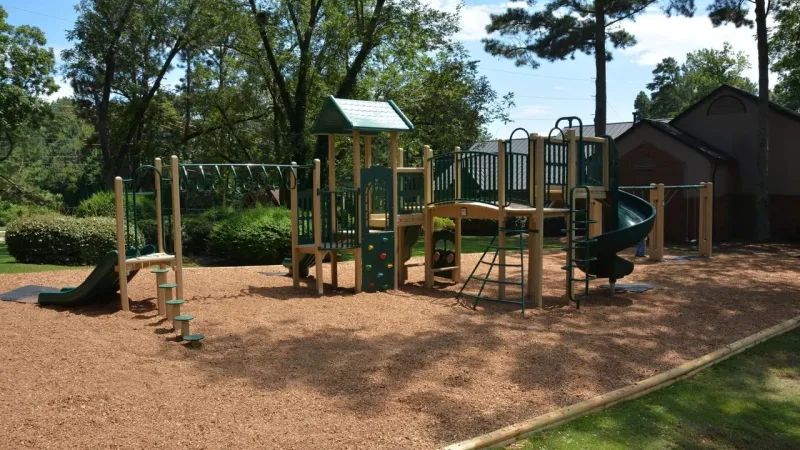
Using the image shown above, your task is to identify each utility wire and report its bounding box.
[482,68,594,82]
[4,5,73,22]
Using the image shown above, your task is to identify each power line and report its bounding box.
[514,94,593,101]
[4,5,73,22]
[482,68,594,82]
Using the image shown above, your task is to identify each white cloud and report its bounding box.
[620,10,775,84]
[47,79,73,101]
[424,0,526,42]
[518,105,553,118]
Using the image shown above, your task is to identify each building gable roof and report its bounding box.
[618,119,734,162]
[311,96,414,135]
[671,84,800,125]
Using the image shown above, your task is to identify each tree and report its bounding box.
[707,0,783,241]
[62,0,228,187]
[633,91,652,119]
[634,43,757,118]
[771,0,800,111]
[0,6,58,161]
[482,0,694,137]
[244,0,457,165]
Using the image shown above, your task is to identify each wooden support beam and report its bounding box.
[390,131,399,289]
[602,137,610,191]
[649,183,665,261]
[353,131,362,293]
[114,176,129,311]
[589,199,603,237]
[170,155,184,301]
[154,158,164,253]
[423,145,434,288]
[290,162,300,287]
[700,182,714,257]
[497,140,506,300]
[312,159,324,295]
[533,134,545,308]
[453,146,462,283]
[328,134,338,289]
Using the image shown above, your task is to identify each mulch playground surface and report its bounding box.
[1,245,799,449]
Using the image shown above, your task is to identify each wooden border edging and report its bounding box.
[441,315,800,450]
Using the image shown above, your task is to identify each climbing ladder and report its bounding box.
[457,227,527,313]
[562,186,597,308]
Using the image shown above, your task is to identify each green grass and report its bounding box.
[410,235,562,257]
[513,328,800,450]
[0,242,80,274]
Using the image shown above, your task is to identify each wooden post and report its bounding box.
[497,140,506,300]
[602,137,610,191]
[390,131,399,289]
[423,145,434,288]
[312,159,323,295]
[589,200,603,237]
[700,182,714,257]
[566,129,577,192]
[170,156,184,300]
[328,134,338,289]
[365,136,372,168]
[154,158,164,253]
[397,147,404,168]
[533,134,545,308]
[453,146,462,283]
[114,176,129,311]
[290,162,300,287]
[353,131,362,293]
[649,183,665,261]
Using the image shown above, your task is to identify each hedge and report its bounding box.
[0,201,57,226]
[208,207,290,265]
[183,207,237,255]
[6,215,133,265]
[76,191,155,219]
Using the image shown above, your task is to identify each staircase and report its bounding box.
[457,227,527,313]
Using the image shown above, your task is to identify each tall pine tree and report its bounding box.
[482,0,694,136]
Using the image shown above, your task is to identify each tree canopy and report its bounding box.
[634,43,757,119]
[771,0,800,111]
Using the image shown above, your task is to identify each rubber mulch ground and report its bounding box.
[1,244,798,449]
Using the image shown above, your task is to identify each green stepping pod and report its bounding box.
[174,314,193,322]
[158,283,178,289]
[182,334,205,342]
[166,299,185,306]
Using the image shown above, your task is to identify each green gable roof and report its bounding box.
[311,96,414,135]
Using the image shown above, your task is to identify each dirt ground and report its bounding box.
[1,245,799,449]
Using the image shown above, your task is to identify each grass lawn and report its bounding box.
[410,235,562,257]
[0,242,80,274]
[513,327,800,449]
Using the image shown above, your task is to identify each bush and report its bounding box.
[6,215,127,265]
[208,207,290,264]
[433,217,455,232]
[0,201,57,226]
[76,191,155,219]
[183,207,236,255]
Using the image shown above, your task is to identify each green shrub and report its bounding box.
[433,217,455,232]
[183,207,236,255]
[0,201,58,226]
[76,191,155,219]
[208,207,291,264]
[6,215,130,265]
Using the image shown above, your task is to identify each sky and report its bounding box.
[1,0,770,138]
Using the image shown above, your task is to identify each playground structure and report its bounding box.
[621,183,714,261]
[288,100,667,309]
[36,97,714,316]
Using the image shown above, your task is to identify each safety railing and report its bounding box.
[297,189,315,245]
[398,172,424,214]
[319,188,360,249]
[458,151,499,205]
[505,150,530,206]
[582,141,605,186]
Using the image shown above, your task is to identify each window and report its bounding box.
[634,156,656,171]
[707,95,746,116]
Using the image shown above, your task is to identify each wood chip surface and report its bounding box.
[1,245,798,449]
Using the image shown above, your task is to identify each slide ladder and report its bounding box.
[457,227,526,313]
[562,186,597,308]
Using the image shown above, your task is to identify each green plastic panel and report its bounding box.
[361,166,395,293]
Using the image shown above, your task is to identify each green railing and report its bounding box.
[398,172,424,214]
[543,138,568,203]
[582,141,604,186]
[320,188,360,249]
[505,150,530,206]
[297,189,315,245]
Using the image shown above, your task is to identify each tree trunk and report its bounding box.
[593,1,607,137]
[754,0,770,241]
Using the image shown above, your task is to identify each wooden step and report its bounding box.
[173,314,194,337]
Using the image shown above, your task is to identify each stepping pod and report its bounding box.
[166,299,185,322]
[158,282,178,317]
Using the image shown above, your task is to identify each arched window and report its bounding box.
[707,95,746,116]
[634,156,656,171]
